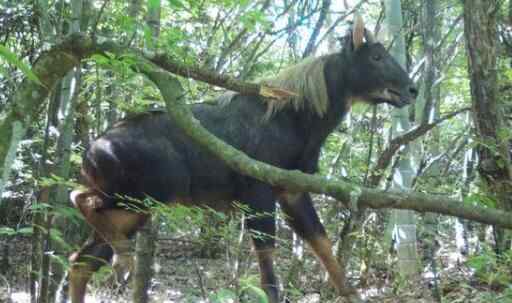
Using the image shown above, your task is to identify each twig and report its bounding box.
[194,261,208,300]
[363,105,377,186]
[0,273,11,301]
[157,237,200,245]
[315,0,368,49]
[368,107,470,187]
[91,0,110,38]
[302,0,332,58]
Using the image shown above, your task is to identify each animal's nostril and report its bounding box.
[409,86,419,98]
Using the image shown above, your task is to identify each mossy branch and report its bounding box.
[142,67,512,229]
[1,34,511,231]
[0,34,292,192]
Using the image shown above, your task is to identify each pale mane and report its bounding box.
[259,55,330,118]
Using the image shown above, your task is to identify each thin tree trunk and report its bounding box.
[420,1,441,300]
[133,1,160,302]
[133,219,156,303]
[302,0,331,58]
[46,65,81,302]
[457,116,476,256]
[384,0,418,278]
[31,88,59,303]
[44,1,84,301]
[31,1,57,302]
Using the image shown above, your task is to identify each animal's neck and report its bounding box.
[288,53,352,173]
[286,97,350,173]
[302,94,351,143]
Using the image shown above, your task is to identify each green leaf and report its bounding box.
[209,289,237,302]
[464,193,497,208]
[51,205,83,223]
[0,44,42,85]
[144,25,156,50]
[49,254,70,269]
[30,202,53,212]
[167,0,182,8]
[18,227,34,235]
[90,54,111,66]
[39,175,78,189]
[148,0,161,11]
[0,227,16,236]
[241,284,268,303]
[0,65,14,83]
[240,10,269,31]
[50,229,73,251]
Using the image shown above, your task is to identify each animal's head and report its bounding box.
[340,15,417,107]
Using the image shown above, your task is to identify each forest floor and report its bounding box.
[1,232,509,303]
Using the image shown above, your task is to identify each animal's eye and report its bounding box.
[372,54,382,61]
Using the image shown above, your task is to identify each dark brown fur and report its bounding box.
[68,16,416,303]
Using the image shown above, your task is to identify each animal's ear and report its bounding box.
[353,13,365,50]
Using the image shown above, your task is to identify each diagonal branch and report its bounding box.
[2,34,512,231]
[146,50,296,99]
[141,67,512,229]
[367,107,470,187]
[302,0,332,58]
[0,34,293,190]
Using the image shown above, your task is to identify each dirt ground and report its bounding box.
[0,232,508,303]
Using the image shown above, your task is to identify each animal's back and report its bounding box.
[81,94,304,209]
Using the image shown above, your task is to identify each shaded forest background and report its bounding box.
[1,0,512,302]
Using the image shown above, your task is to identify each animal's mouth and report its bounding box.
[370,88,413,108]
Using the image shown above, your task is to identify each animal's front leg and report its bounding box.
[242,182,280,303]
[279,192,364,303]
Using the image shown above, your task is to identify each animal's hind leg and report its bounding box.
[83,208,147,284]
[69,190,148,302]
[69,232,113,303]
[279,192,362,302]
[241,182,279,303]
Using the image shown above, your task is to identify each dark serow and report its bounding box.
[68,15,417,303]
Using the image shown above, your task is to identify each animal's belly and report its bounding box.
[168,170,236,212]
[172,194,236,213]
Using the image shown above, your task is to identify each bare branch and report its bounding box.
[302,0,332,58]
[368,107,470,187]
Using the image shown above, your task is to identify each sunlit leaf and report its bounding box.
[148,0,161,11]
[0,44,42,85]
[0,227,16,236]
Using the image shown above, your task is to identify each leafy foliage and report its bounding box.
[1,0,512,302]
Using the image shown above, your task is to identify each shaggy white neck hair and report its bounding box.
[259,55,330,118]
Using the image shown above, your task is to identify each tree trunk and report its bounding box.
[133,219,156,303]
[46,65,81,303]
[133,1,160,302]
[463,0,511,253]
[44,1,85,302]
[457,118,476,256]
[384,0,418,278]
[420,0,441,300]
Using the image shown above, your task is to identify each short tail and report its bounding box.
[70,189,106,220]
